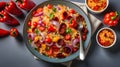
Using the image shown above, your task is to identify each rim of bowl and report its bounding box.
[96,27,116,48]
[85,0,109,13]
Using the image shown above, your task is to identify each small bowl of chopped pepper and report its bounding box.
[96,27,116,48]
[85,0,109,13]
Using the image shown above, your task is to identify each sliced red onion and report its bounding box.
[63,45,72,54]
[55,43,62,48]
[40,33,45,42]
[31,42,37,48]
[72,38,80,47]
[46,42,54,46]
[28,33,35,40]
[51,21,60,29]
[57,6,61,10]
[34,12,43,17]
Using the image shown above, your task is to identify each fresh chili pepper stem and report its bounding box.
[6,3,9,6]
[111,11,119,20]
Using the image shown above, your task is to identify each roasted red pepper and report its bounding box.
[5,1,23,16]
[16,0,36,11]
[0,28,10,37]
[0,10,19,26]
[0,2,7,11]
[10,28,19,37]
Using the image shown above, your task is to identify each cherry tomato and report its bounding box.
[33,22,37,27]
[27,21,31,27]
[93,5,100,11]
[69,19,77,28]
[46,48,53,56]
[45,37,52,43]
[39,26,45,31]
[36,8,43,13]
[48,25,56,32]
[65,34,71,40]
[47,4,53,9]
[69,9,75,14]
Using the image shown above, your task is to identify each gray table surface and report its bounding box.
[0,0,120,67]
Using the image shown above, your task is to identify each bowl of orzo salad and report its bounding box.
[23,0,91,63]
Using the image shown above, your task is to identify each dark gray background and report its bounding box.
[0,0,120,67]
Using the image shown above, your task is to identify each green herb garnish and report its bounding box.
[34,29,39,34]
[70,19,73,24]
[52,7,56,12]
[49,13,54,20]
[66,28,72,34]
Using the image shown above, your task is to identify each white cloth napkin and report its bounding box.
[34,2,102,67]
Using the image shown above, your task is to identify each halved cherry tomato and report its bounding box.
[45,37,52,43]
[69,19,77,28]
[27,21,31,27]
[47,4,53,9]
[33,22,38,27]
[46,48,53,56]
[36,8,43,13]
[93,5,100,10]
[65,34,71,40]
[69,9,75,14]
[39,26,45,31]
[48,25,56,32]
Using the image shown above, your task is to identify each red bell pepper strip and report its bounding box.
[0,10,19,26]
[5,0,23,16]
[10,28,19,37]
[0,2,7,11]
[0,28,10,37]
[16,0,36,11]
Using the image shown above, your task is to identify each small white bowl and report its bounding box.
[96,27,116,48]
[85,0,109,13]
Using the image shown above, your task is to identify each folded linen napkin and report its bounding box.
[34,2,102,67]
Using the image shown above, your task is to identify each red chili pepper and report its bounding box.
[16,0,36,11]
[10,28,19,37]
[0,2,7,11]
[5,1,23,16]
[0,28,10,37]
[0,10,19,26]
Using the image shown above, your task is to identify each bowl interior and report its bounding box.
[23,0,91,63]
[96,27,116,48]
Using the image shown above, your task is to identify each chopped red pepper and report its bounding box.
[45,37,52,43]
[47,4,53,9]
[48,25,56,32]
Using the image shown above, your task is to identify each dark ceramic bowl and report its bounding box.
[23,0,91,63]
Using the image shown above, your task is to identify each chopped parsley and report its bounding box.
[49,13,54,20]
[66,28,72,34]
